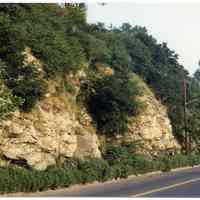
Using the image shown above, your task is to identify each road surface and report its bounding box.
[6,165,200,197]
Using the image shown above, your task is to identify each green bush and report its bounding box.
[0,58,48,112]
[168,154,187,169]
[103,144,155,176]
[0,61,22,119]
[0,82,22,119]
[160,156,172,172]
[188,153,200,166]
[110,164,131,179]
[80,74,143,136]
[77,159,111,183]
[103,144,137,166]
[11,78,47,112]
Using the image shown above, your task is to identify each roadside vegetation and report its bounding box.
[0,146,200,194]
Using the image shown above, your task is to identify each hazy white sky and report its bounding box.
[87,3,200,75]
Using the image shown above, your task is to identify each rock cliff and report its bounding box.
[0,95,101,170]
[118,74,181,155]
[0,49,181,170]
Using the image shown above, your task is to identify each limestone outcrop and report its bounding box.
[0,80,180,170]
[127,75,180,155]
[0,49,180,170]
[0,96,101,170]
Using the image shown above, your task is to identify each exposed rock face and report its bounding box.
[120,75,181,155]
[0,50,180,170]
[0,76,180,170]
[0,96,101,170]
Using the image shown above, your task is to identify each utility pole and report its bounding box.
[183,74,189,154]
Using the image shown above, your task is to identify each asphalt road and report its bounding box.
[7,166,200,197]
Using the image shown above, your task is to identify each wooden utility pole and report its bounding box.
[183,74,188,154]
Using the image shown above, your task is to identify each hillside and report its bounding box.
[0,3,199,173]
[0,46,180,170]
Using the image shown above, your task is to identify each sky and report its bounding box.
[87,3,200,75]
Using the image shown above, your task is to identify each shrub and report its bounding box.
[103,142,144,166]
[77,159,111,183]
[103,144,136,166]
[80,73,143,136]
[160,156,172,172]
[168,154,188,169]
[11,78,47,112]
[0,81,22,119]
[4,64,48,112]
[188,152,200,166]
[0,61,22,119]
[110,164,131,179]
[103,144,154,176]
[33,35,85,76]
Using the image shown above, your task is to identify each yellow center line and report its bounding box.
[131,177,200,197]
